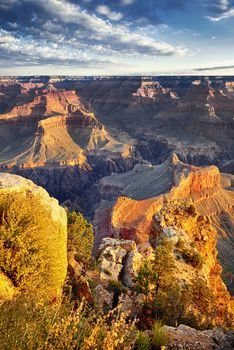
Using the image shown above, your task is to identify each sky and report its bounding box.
[0,0,234,75]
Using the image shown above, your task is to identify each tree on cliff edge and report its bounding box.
[67,211,94,265]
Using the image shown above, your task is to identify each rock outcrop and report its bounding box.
[0,173,67,302]
[98,238,144,288]
[94,155,234,296]
[165,324,234,350]
[94,154,230,244]
[95,201,234,327]
[152,201,234,325]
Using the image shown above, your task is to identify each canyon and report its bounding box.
[0,76,234,350]
[0,75,233,294]
[0,76,233,209]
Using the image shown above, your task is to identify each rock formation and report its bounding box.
[0,80,139,210]
[0,75,233,296]
[94,154,234,294]
[0,172,67,302]
[95,195,234,324]
[0,76,234,212]
[98,237,144,287]
[164,324,234,350]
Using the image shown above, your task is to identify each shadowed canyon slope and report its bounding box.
[66,76,234,172]
[0,75,234,208]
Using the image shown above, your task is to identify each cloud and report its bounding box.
[195,64,234,71]
[121,0,135,5]
[0,0,188,71]
[0,0,17,10]
[206,0,234,21]
[34,0,186,56]
[96,5,123,21]
[0,29,116,68]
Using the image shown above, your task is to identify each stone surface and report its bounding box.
[94,284,113,310]
[98,237,144,287]
[165,324,221,350]
[99,245,127,282]
[165,325,234,350]
[94,155,222,245]
[220,331,234,350]
[122,250,144,287]
[0,272,16,303]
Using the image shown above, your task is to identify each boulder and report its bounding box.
[220,331,234,350]
[0,272,16,303]
[165,325,234,350]
[165,324,221,350]
[98,237,144,286]
[0,173,67,302]
[99,245,127,281]
[94,285,113,310]
[122,250,144,287]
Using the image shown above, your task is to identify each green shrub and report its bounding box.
[134,261,158,297]
[187,204,196,217]
[151,320,168,350]
[135,331,152,350]
[0,192,66,300]
[182,249,203,268]
[108,279,127,294]
[67,211,94,265]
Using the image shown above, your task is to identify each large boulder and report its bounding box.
[0,173,67,302]
[98,238,144,287]
[165,324,221,350]
[165,325,234,350]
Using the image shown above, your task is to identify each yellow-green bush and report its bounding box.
[0,192,67,301]
[135,331,152,350]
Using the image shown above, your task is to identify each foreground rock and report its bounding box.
[0,173,67,302]
[98,237,144,287]
[165,324,234,350]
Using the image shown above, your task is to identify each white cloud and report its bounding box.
[207,0,234,21]
[207,8,234,21]
[0,29,15,44]
[0,0,17,10]
[121,0,135,5]
[0,29,116,67]
[216,0,229,10]
[27,0,187,57]
[96,5,123,21]
[0,0,188,72]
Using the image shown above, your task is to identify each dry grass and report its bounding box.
[0,298,136,350]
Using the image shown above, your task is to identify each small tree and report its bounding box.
[152,243,175,295]
[135,261,158,298]
[135,241,176,327]
[67,211,94,265]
